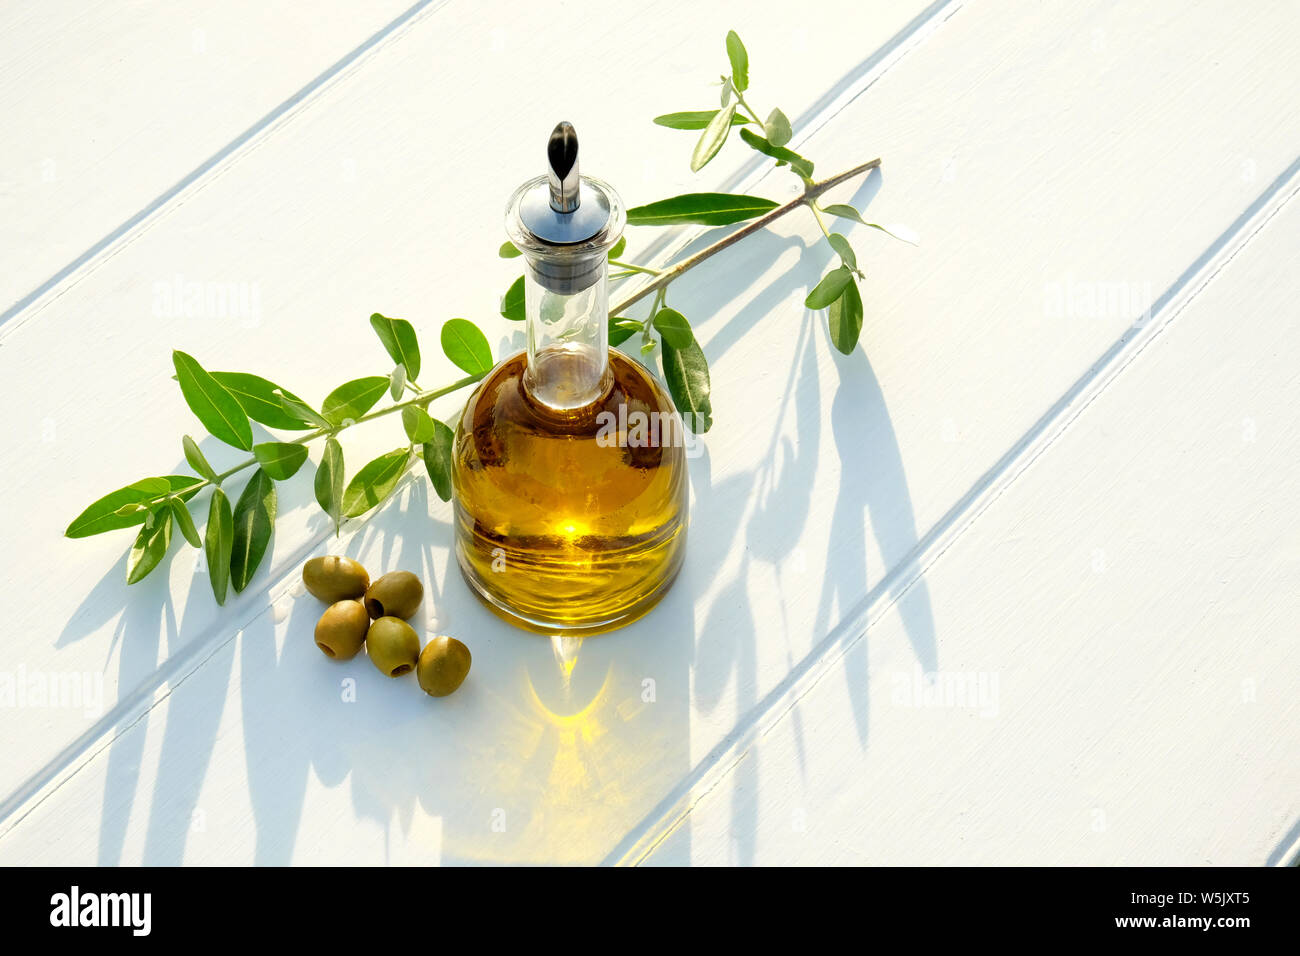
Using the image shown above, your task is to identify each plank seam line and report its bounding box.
[0,0,969,839]
[0,0,450,340]
[610,154,1300,865]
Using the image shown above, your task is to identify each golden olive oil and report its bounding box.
[452,348,688,634]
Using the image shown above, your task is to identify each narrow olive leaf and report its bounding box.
[737,128,814,178]
[342,448,411,518]
[690,102,737,173]
[169,497,202,548]
[719,76,733,108]
[441,318,493,375]
[865,222,921,244]
[182,435,219,484]
[607,236,627,260]
[66,476,200,538]
[653,307,694,348]
[402,405,437,443]
[501,275,525,321]
[653,110,750,130]
[805,266,854,309]
[828,233,858,271]
[210,372,314,430]
[498,241,522,259]
[609,316,641,347]
[126,508,173,585]
[725,30,749,92]
[641,339,657,355]
[173,351,252,450]
[627,192,778,227]
[661,336,713,434]
[273,389,330,429]
[205,487,234,605]
[821,203,866,224]
[821,204,921,245]
[230,468,277,593]
[764,107,792,147]
[321,376,389,426]
[389,363,406,401]
[828,279,864,355]
[253,441,309,480]
[421,420,456,502]
[369,313,421,381]
[314,437,344,535]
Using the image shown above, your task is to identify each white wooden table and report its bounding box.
[2,0,1297,866]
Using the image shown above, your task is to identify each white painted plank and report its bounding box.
[0,0,944,849]
[2,0,1299,863]
[0,0,423,318]
[642,185,1300,866]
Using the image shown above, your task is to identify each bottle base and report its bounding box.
[456,551,684,637]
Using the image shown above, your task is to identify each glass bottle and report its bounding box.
[451,122,690,635]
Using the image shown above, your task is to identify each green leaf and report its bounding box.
[821,203,866,225]
[737,128,814,178]
[864,222,920,244]
[369,313,421,381]
[342,448,412,518]
[806,266,853,309]
[719,77,733,108]
[322,376,389,426]
[498,241,522,259]
[609,317,641,347]
[501,275,525,321]
[182,435,219,484]
[253,441,309,480]
[230,469,277,593]
[402,405,438,443]
[173,351,252,450]
[210,372,314,431]
[607,236,627,260]
[314,437,344,535]
[126,508,173,585]
[441,318,493,375]
[764,107,792,147]
[273,389,331,430]
[690,103,737,173]
[421,420,456,502]
[828,233,857,271]
[627,192,778,227]
[828,279,864,355]
[205,487,234,605]
[661,336,713,434]
[169,497,202,548]
[653,308,694,349]
[66,476,203,538]
[821,204,920,245]
[725,30,749,92]
[653,110,750,130]
[389,363,406,401]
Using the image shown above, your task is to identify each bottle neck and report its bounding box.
[522,259,611,411]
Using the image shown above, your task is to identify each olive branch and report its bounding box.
[66,29,913,602]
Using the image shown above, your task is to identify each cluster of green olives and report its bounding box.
[302,555,471,697]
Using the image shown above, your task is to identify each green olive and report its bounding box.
[314,600,369,660]
[303,555,370,604]
[366,617,420,677]
[416,636,472,697]
[364,570,424,620]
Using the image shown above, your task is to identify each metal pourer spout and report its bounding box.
[547,121,581,213]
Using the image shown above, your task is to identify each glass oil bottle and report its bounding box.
[451,122,690,634]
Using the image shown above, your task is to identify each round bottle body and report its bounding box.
[451,348,689,634]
